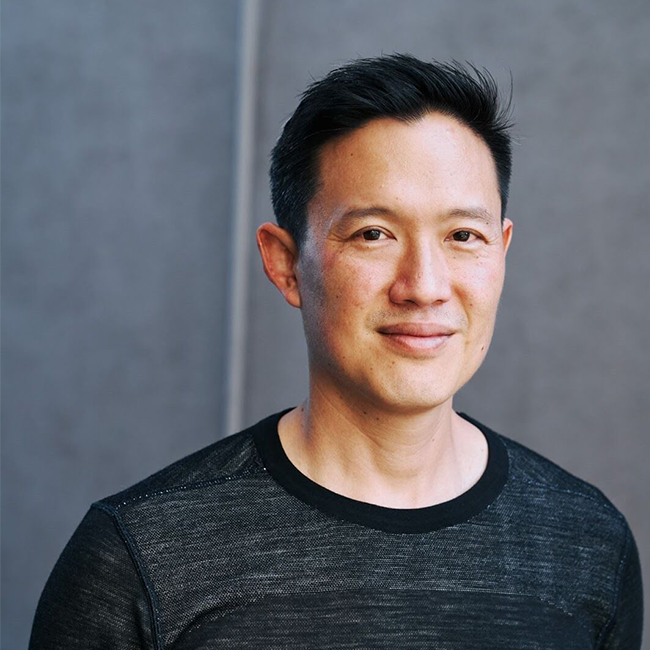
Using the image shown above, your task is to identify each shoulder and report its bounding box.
[31,413,282,649]
[95,411,277,513]
[473,419,642,645]
[460,410,630,542]
[500,430,621,508]
[492,425,629,536]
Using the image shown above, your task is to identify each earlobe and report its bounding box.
[256,222,302,308]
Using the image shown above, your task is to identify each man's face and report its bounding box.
[295,112,513,413]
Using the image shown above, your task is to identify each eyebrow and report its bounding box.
[337,205,497,225]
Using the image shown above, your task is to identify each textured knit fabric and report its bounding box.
[30,407,644,649]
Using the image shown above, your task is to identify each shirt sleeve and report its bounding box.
[598,522,644,650]
[29,504,156,650]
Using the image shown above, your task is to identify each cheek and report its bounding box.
[456,260,505,334]
[302,256,381,367]
[321,252,383,313]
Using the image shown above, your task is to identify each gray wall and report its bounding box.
[2,0,241,645]
[2,1,649,647]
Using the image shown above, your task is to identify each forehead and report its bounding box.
[309,112,501,230]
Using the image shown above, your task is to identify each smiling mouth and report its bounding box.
[379,332,453,355]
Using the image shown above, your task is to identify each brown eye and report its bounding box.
[452,230,476,242]
[361,229,384,241]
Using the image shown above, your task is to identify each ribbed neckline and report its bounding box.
[252,406,509,534]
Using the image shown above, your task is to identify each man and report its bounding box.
[31,54,643,648]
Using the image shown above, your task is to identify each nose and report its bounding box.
[388,241,453,307]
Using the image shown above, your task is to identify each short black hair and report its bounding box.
[269,53,515,252]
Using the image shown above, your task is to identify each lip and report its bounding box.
[377,323,456,337]
[378,331,454,356]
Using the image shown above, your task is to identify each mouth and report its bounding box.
[377,323,456,337]
[378,331,453,355]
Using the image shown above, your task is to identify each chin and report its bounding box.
[375,384,456,413]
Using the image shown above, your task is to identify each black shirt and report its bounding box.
[30,407,644,649]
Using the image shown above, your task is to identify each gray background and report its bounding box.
[2,0,648,647]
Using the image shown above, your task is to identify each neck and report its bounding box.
[277,376,486,509]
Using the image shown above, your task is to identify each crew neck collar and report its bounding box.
[252,406,509,534]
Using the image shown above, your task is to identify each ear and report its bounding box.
[256,222,302,308]
[501,218,514,256]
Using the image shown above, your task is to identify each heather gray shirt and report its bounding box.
[30,407,644,649]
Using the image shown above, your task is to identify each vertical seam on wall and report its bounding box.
[224,0,261,439]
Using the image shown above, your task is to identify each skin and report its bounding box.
[256,111,513,509]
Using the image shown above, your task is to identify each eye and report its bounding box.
[357,228,388,242]
[450,230,481,243]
